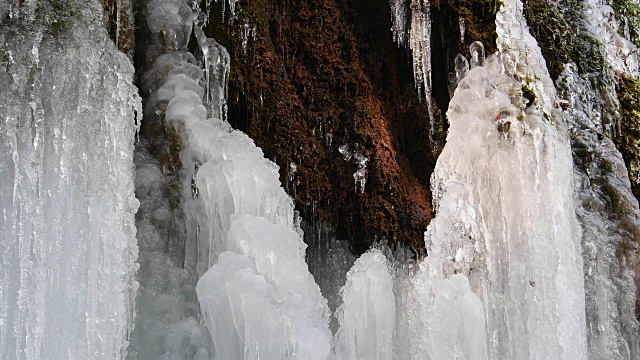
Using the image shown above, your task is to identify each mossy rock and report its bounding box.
[612,0,640,47]
[615,73,640,201]
[523,0,607,81]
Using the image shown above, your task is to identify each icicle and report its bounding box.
[0,2,139,358]
[338,144,368,193]
[454,54,469,83]
[469,41,485,68]
[389,0,408,45]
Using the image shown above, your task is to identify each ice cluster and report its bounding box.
[133,0,333,358]
[0,2,140,359]
[338,144,369,193]
[389,0,437,142]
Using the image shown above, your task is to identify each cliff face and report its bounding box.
[200,0,433,253]
[97,0,499,254]
[193,0,501,254]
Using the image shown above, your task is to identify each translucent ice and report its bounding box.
[421,49,588,357]
[335,249,395,360]
[0,2,140,359]
[136,1,334,356]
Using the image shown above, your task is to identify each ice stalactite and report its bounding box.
[0,1,140,359]
[389,0,408,45]
[409,0,436,144]
[389,0,436,145]
[409,0,432,102]
[193,22,230,122]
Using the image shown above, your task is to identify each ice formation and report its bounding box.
[0,1,140,359]
[552,0,640,357]
[557,64,640,360]
[335,249,395,360]
[582,0,639,76]
[338,144,369,193]
[130,0,333,358]
[432,50,587,359]
[389,0,436,142]
[389,0,407,45]
[188,102,332,359]
[2,0,640,359]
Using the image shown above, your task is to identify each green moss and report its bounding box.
[522,84,536,106]
[523,0,608,81]
[615,74,640,200]
[612,0,640,47]
[35,0,84,37]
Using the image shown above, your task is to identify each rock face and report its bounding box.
[203,0,440,253]
[99,0,500,254]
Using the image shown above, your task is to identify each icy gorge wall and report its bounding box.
[1,0,640,359]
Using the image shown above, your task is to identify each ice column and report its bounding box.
[138,0,333,357]
[472,1,589,357]
[426,45,587,358]
[0,2,140,359]
[335,249,395,360]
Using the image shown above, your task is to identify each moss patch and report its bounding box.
[615,73,640,200]
[99,0,135,55]
[612,0,640,47]
[523,0,607,81]
[201,0,437,253]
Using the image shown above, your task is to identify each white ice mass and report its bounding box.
[0,1,140,359]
